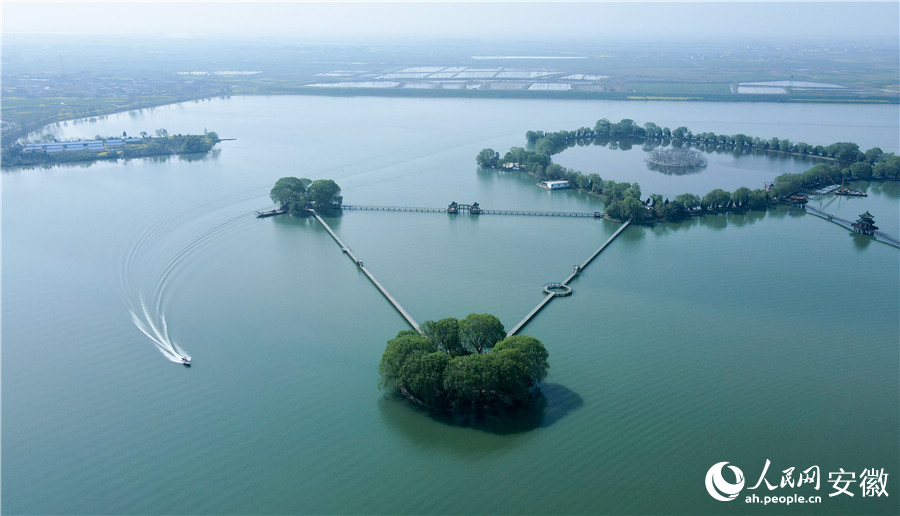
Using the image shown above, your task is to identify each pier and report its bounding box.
[262,203,634,337]
[312,211,422,332]
[266,196,896,345]
[507,219,631,337]
[343,204,602,218]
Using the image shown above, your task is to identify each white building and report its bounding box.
[540,180,571,190]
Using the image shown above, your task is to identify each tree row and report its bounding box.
[524,119,896,165]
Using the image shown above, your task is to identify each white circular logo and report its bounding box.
[705,461,745,501]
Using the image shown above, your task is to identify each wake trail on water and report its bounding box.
[130,298,188,363]
[151,212,249,316]
[120,187,260,364]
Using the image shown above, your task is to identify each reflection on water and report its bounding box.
[633,203,895,249]
[146,155,170,164]
[1,147,221,172]
[2,159,109,173]
[859,179,900,199]
[178,148,221,162]
[645,162,705,176]
[626,207,772,238]
[379,382,583,436]
[852,232,874,250]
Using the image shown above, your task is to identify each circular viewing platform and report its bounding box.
[543,283,573,297]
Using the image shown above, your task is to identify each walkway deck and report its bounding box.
[507,294,557,338]
[507,219,631,337]
[343,204,601,218]
[312,212,421,333]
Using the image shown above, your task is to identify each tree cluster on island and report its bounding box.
[646,147,707,168]
[476,118,900,222]
[269,176,343,216]
[1,129,220,168]
[378,314,549,414]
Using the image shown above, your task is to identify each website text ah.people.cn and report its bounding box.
[744,493,821,505]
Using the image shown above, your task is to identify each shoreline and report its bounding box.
[244,87,899,104]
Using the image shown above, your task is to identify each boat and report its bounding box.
[181,356,191,366]
[834,179,867,197]
[256,208,288,218]
[834,187,867,197]
[788,194,809,206]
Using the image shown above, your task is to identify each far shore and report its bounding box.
[5,88,897,148]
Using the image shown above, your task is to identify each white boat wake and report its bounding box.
[120,191,257,365]
[130,298,190,364]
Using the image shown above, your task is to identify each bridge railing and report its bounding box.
[342,204,602,218]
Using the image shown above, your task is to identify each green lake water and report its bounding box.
[2,96,898,514]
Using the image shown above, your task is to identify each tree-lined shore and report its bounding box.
[478,118,900,222]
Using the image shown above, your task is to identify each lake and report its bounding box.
[3,96,898,514]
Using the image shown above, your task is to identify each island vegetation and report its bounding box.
[269,176,343,215]
[378,314,549,414]
[646,147,707,168]
[1,130,220,168]
[477,118,900,222]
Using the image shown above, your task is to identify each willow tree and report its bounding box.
[493,335,549,386]
[459,313,506,354]
[307,179,343,214]
[270,177,312,215]
[421,318,462,356]
[476,148,500,168]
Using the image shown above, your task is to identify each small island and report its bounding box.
[378,314,549,414]
[1,130,222,168]
[646,147,707,168]
[267,176,343,216]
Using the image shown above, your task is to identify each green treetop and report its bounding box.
[476,148,500,168]
[269,177,342,216]
[459,313,507,354]
[307,179,343,213]
[379,314,550,414]
[420,317,463,356]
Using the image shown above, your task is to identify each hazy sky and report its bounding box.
[3,1,899,43]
